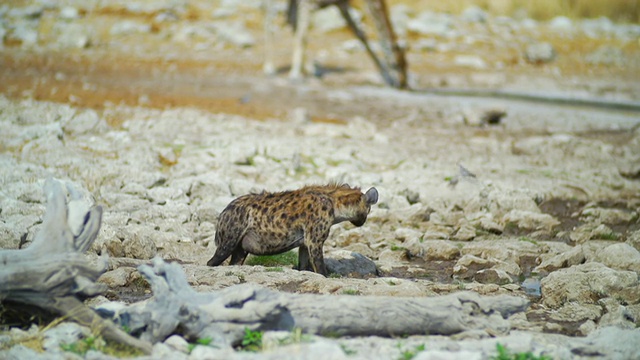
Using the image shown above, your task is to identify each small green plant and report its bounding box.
[245,251,298,267]
[328,273,342,278]
[130,276,150,289]
[277,328,312,346]
[397,343,426,360]
[599,232,619,241]
[61,336,102,355]
[518,237,538,245]
[454,280,466,290]
[387,280,398,286]
[60,335,143,358]
[265,267,284,272]
[390,245,406,252]
[187,337,216,353]
[341,288,360,295]
[240,328,263,352]
[492,343,551,360]
[340,343,357,356]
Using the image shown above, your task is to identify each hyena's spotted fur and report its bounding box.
[207,183,378,276]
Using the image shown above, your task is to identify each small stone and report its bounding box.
[502,210,560,232]
[110,20,151,36]
[43,323,90,351]
[407,11,453,36]
[325,250,378,277]
[524,42,556,64]
[453,254,495,279]
[580,207,637,225]
[454,55,487,69]
[453,223,476,241]
[164,335,190,353]
[404,239,460,261]
[594,243,640,272]
[461,6,488,23]
[549,16,573,32]
[59,6,79,20]
[98,267,135,288]
[289,107,310,124]
[463,107,507,126]
[475,268,513,285]
[534,245,585,273]
[213,21,255,48]
[121,226,158,259]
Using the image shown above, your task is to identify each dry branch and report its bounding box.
[114,258,529,347]
[0,178,152,354]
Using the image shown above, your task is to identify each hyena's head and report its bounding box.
[333,185,378,227]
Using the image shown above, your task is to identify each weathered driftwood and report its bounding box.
[116,258,529,347]
[0,178,152,354]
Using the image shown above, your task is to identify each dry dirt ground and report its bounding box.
[1,0,640,359]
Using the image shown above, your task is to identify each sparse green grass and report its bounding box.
[599,232,620,241]
[61,335,143,358]
[340,343,358,356]
[245,251,298,268]
[277,328,312,346]
[341,288,360,295]
[240,328,263,352]
[491,343,551,360]
[130,276,150,289]
[397,343,426,360]
[265,267,284,272]
[390,245,407,252]
[518,236,538,245]
[187,337,217,353]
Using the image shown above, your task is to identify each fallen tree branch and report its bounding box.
[0,178,152,354]
[112,258,529,347]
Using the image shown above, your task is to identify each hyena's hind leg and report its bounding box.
[229,246,249,265]
[207,231,244,266]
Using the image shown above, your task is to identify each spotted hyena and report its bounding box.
[206,183,378,276]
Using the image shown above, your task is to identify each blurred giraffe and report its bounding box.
[263,0,407,88]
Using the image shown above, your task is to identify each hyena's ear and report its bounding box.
[365,187,378,205]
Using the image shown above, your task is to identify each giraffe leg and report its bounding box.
[263,0,277,75]
[364,0,407,88]
[290,0,312,80]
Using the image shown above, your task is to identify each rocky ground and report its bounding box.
[1,0,640,359]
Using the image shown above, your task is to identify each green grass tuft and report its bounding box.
[491,343,551,360]
[60,336,143,358]
[240,328,263,352]
[341,288,360,296]
[245,251,298,267]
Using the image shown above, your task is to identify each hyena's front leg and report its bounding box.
[297,244,312,272]
[305,228,330,276]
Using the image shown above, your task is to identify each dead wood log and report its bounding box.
[114,258,529,346]
[0,178,152,354]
